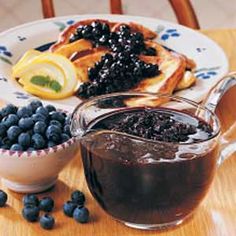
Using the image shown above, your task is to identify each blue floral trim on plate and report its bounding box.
[196,47,206,53]
[195,66,220,79]
[0,77,7,82]
[17,36,27,42]
[160,28,181,41]
[0,46,13,65]
[14,92,31,100]
[53,19,75,32]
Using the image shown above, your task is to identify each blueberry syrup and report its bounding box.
[80,107,218,225]
[73,21,160,99]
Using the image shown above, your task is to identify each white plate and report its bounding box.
[0,14,228,111]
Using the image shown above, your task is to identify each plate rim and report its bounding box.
[0,14,229,109]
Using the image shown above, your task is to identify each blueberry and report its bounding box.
[63,201,77,217]
[73,206,89,223]
[2,137,11,146]
[50,111,65,124]
[22,205,40,222]
[33,121,47,134]
[88,67,98,81]
[45,105,56,113]
[63,125,71,136]
[1,104,17,117]
[77,83,90,99]
[61,133,70,143]
[23,194,39,206]
[7,126,21,141]
[18,117,34,130]
[49,120,62,129]
[36,107,49,118]
[40,214,55,230]
[71,190,85,205]
[31,133,46,150]
[18,133,31,148]
[32,113,47,123]
[81,25,93,39]
[65,116,71,125]
[27,147,35,152]
[101,23,110,34]
[47,141,56,148]
[3,114,19,128]
[98,35,109,45]
[46,125,61,143]
[0,190,7,207]
[69,33,82,43]
[0,123,7,136]
[10,144,23,151]
[29,100,43,112]
[39,197,54,212]
[17,106,32,118]
[143,46,156,56]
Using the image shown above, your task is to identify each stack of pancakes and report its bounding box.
[50,19,196,101]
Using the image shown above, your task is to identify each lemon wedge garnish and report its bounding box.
[12,51,78,99]
[12,49,41,74]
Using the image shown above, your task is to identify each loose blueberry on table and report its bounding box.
[22,205,40,222]
[39,214,55,230]
[71,190,85,205]
[19,190,88,230]
[63,201,77,217]
[63,190,90,223]
[0,100,72,151]
[39,197,54,212]
[73,206,90,223]
[22,194,55,229]
[23,194,40,206]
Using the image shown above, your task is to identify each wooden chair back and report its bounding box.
[41,0,200,29]
[110,0,200,29]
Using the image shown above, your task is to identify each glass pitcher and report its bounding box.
[71,73,236,230]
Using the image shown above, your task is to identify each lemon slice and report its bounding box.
[16,62,65,87]
[12,49,41,75]
[12,51,78,99]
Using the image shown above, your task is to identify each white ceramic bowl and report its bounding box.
[0,137,79,193]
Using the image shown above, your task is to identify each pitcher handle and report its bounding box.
[201,72,236,165]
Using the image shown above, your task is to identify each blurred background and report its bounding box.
[0,0,236,32]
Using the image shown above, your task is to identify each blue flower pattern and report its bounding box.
[195,71,217,79]
[195,67,220,79]
[160,28,180,41]
[0,46,12,57]
[196,47,206,53]
[17,36,27,42]
[0,77,7,82]
[0,46,13,65]
[14,92,31,100]
[66,20,75,25]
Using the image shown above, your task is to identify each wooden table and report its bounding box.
[1,29,236,236]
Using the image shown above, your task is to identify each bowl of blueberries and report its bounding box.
[0,100,79,193]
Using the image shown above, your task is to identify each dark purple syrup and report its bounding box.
[80,107,218,225]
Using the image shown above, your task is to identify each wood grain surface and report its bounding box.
[0,29,236,236]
